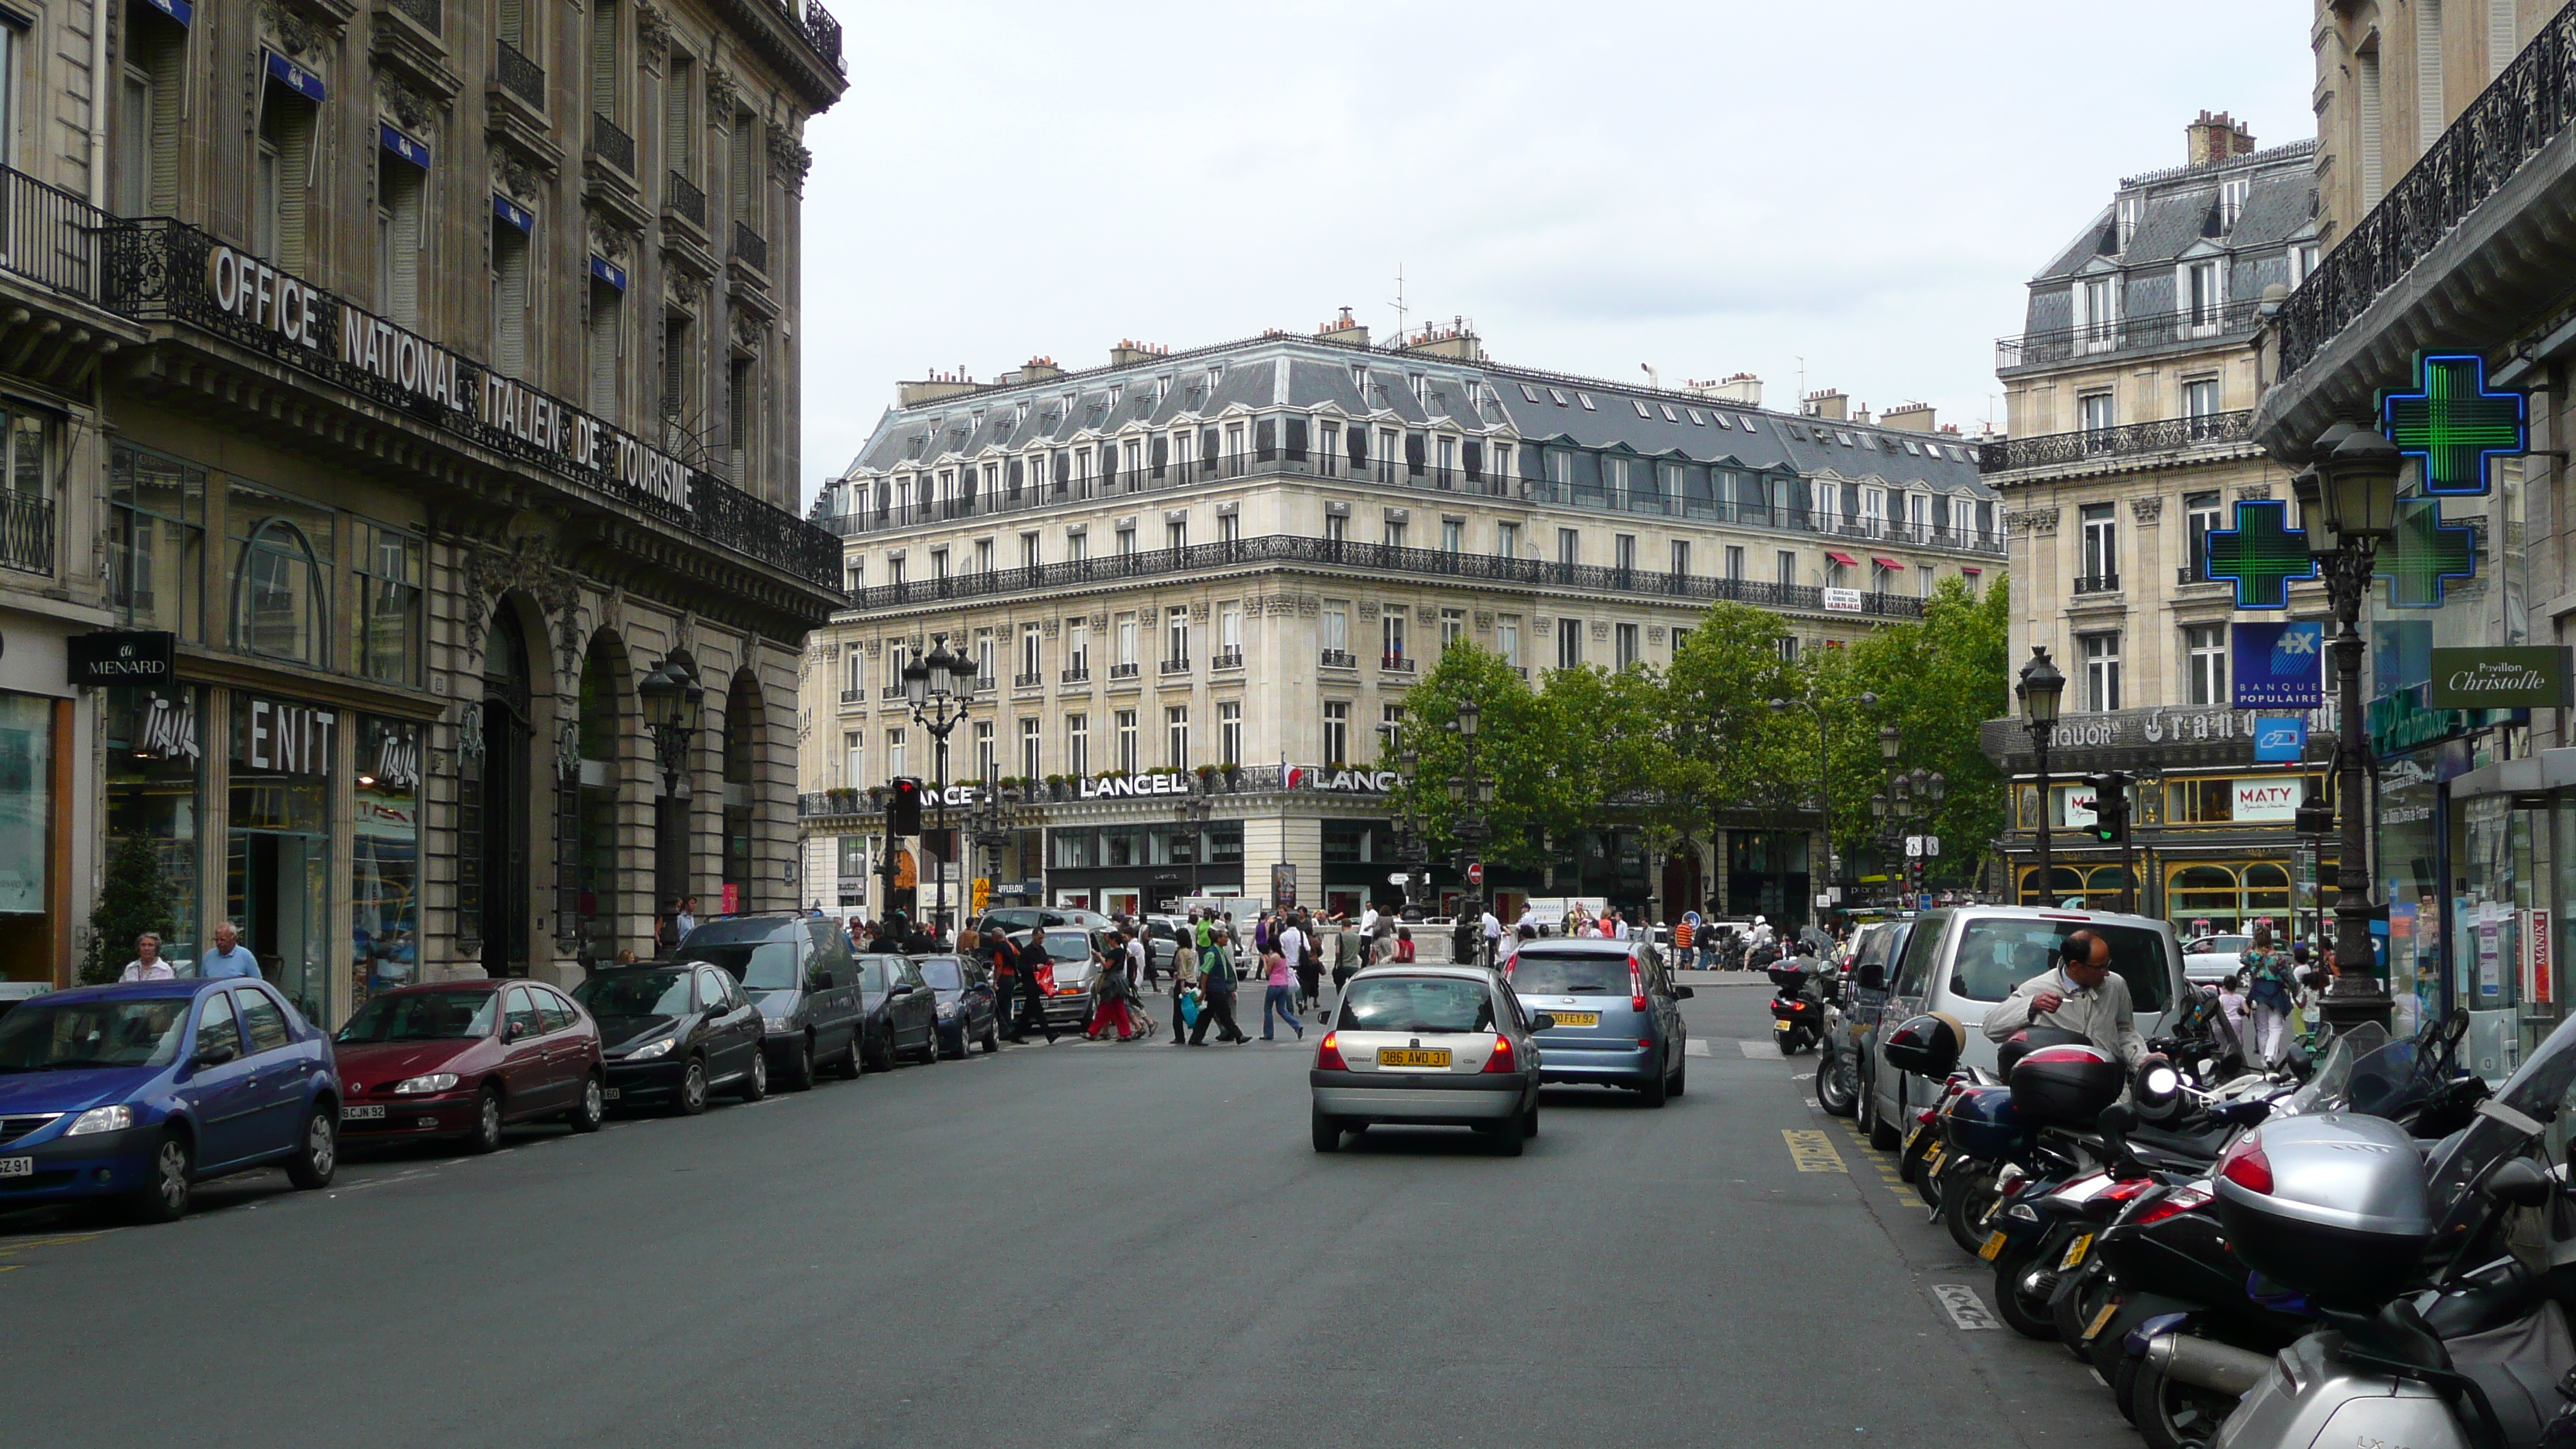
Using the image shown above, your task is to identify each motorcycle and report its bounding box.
[1769,961,1821,1055]
[1814,961,1862,1116]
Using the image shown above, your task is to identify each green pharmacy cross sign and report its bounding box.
[2381,352,2525,495]
[2203,499,2317,609]
[2382,498,2476,608]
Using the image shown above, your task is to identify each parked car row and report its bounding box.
[0,913,1007,1225]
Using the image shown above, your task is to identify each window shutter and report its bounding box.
[592,0,619,119]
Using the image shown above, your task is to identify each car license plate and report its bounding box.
[602,1088,622,1100]
[2059,1233,2094,1271]
[2082,1302,2122,1343]
[1978,1230,2008,1262]
[1549,1011,1599,1027]
[341,1105,385,1121]
[1376,1048,1451,1068]
[0,1157,28,1178]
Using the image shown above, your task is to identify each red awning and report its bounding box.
[1825,550,1859,567]
[1961,566,1983,575]
[1872,556,1906,570]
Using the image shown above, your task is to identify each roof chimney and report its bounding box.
[1881,402,1937,433]
[1018,355,1065,383]
[2186,109,2256,167]
[1317,307,1369,349]
[1681,372,1764,407]
[896,368,978,407]
[1108,339,1168,368]
[1802,389,1848,423]
[1399,315,1483,361]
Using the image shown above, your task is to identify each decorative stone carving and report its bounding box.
[1089,612,1108,630]
[635,0,674,59]
[666,270,703,307]
[1190,604,1208,622]
[706,67,742,117]
[2129,495,2165,522]
[1297,597,1320,617]
[1648,626,1667,644]
[501,156,544,205]
[1042,620,1059,639]
[766,128,814,194]
[1265,596,1300,616]
[1416,605,1437,623]
[587,210,636,263]
[1591,621,1611,641]
[461,534,577,670]
[2006,507,2060,536]
[1535,617,1553,633]
[378,77,437,132]
[1473,610,1493,630]
[2237,485,2273,501]
[730,309,769,350]
[261,2,326,59]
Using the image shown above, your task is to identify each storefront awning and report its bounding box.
[1872,556,1905,571]
[1825,550,1858,567]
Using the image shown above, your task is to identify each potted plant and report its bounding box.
[1195,764,1217,793]
[1223,762,1244,790]
[1044,773,1067,801]
[865,785,886,808]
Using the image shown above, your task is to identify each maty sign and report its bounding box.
[2233,779,2301,822]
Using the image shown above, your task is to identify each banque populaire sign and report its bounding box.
[2428,647,2573,710]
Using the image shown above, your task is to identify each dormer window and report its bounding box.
[2220,177,2249,230]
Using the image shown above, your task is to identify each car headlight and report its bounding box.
[937,1002,961,1019]
[764,1013,796,1030]
[65,1105,133,1136]
[392,1072,461,1094]
[625,1036,676,1060]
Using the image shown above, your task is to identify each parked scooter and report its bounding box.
[1769,961,1821,1056]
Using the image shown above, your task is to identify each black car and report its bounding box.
[678,914,865,1090]
[574,962,767,1114]
[856,953,940,1070]
[913,953,1001,1058]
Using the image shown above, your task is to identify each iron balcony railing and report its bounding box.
[2072,574,2122,595]
[2274,2,2576,380]
[387,0,441,31]
[838,687,862,705]
[591,113,635,176]
[732,221,769,275]
[879,683,905,700]
[1978,410,2256,473]
[1212,649,1243,670]
[798,0,846,73]
[840,532,1932,622]
[1014,671,1042,688]
[666,171,706,228]
[0,163,103,302]
[1060,666,1090,684]
[1159,658,1190,675]
[494,41,545,109]
[1381,654,1415,673]
[1108,662,1139,680]
[1995,300,2266,371]
[821,450,2005,557]
[0,490,52,575]
[1321,649,1358,668]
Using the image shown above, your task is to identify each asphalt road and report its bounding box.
[0,976,2135,1449]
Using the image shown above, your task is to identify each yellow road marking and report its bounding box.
[1783,1129,1846,1173]
[0,1233,100,1259]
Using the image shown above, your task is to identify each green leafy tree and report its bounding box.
[1664,601,1810,849]
[1822,574,2012,888]
[82,833,180,985]
[1388,645,1549,865]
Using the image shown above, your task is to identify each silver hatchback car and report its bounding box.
[1309,964,1548,1156]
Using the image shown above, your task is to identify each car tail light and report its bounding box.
[1482,1034,1516,1074]
[2131,1187,2214,1227]
[1630,967,1646,1014]
[1316,1032,1347,1071]
[2220,1136,2273,1195]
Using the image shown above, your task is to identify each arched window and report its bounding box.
[2168,864,2245,931]
[234,518,325,664]
[2242,863,2292,913]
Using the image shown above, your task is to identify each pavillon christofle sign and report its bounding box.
[2429,647,2573,710]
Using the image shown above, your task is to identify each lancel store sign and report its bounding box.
[201,241,694,514]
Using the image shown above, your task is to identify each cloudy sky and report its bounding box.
[796,2,2316,509]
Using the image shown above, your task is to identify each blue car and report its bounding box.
[0,978,341,1221]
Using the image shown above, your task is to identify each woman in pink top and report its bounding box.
[1260,944,1302,1040]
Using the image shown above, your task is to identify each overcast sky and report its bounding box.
[796,2,2316,510]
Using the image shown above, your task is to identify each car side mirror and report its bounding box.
[503,1022,525,1043]
[1673,986,1696,1000]
[1948,974,1968,996]
[192,1040,238,1068]
[1530,1013,1556,1032]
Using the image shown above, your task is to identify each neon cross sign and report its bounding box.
[2203,499,2318,610]
[2380,352,2526,496]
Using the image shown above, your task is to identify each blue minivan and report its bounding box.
[1505,938,1694,1106]
[0,978,341,1221]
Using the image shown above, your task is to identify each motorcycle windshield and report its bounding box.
[2281,1022,2389,1116]
[2426,1012,2576,1229]
[2343,1040,2424,1120]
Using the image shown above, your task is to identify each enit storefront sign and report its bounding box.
[202,242,694,513]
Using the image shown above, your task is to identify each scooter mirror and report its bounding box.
[2484,1157,2554,1208]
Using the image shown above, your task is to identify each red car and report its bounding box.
[331,980,605,1150]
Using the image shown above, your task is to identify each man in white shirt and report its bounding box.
[1480,908,1502,965]
[1126,930,1152,989]
[1279,919,1307,975]
[1358,904,1379,940]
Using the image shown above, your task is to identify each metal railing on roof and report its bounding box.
[2272,2,2576,382]
[838,533,1934,622]
[1995,300,2265,371]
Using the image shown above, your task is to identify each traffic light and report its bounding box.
[2084,772,2131,845]
[888,778,923,835]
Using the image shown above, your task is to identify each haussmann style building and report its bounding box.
[0,0,849,1025]
[798,320,2004,928]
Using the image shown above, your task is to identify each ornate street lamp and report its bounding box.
[902,639,984,937]
[2016,646,2066,906]
[639,658,704,797]
[2306,424,2405,1029]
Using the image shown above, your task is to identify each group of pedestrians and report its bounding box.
[2215,923,2331,1067]
[115,922,262,981]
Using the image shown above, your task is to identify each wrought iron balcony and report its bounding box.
[1978,411,2256,473]
[0,163,104,303]
[880,683,906,700]
[1159,658,1190,675]
[1108,662,1139,680]
[1995,301,2265,371]
[838,687,862,705]
[1212,649,1243,670]
[0,490,51,575]
[2071,574,2122,595]
[385,0,441,32]
[1381,654,1415,674]
[494,40,544,110]
[666,171,706,229]
[1014,671,1043,688]
[1320,649,1358,668]
[591,113,635,176]
[2274,5,2576,382]
[837,532,1931,622]
[1060,667,1090,684]
[732,221,769,276]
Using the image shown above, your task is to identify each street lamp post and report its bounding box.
[902,639,980,938]
[1178,796,1213,902]
[1445,697,1494,933]
[966,775,1013,915]
[639,657,705,906]
[2302,425,2404,1030]
[1769,689,1874,922]
[2016,647,2066,908]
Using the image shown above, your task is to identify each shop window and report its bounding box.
[229,693,334,1023]
[230,485,334,667]
[353,716,422,1008]
[2164,777,2235,824]
[1322,820,1374,864]
[0,692,52,979]
[1208,824,1245,865]
[2243,862,2292,913]
[1050,827,1095,870]
[105,685,200,966]
[2167,864,2246,932]
[356,521,422,685]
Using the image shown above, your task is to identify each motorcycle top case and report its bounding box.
[1995,1025,2088,1077]
[1939,1082,2025,1160]
[2211,1112,2433,1310]
[1882,1012,1964,1077]
[2006,1042,2125,1127]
